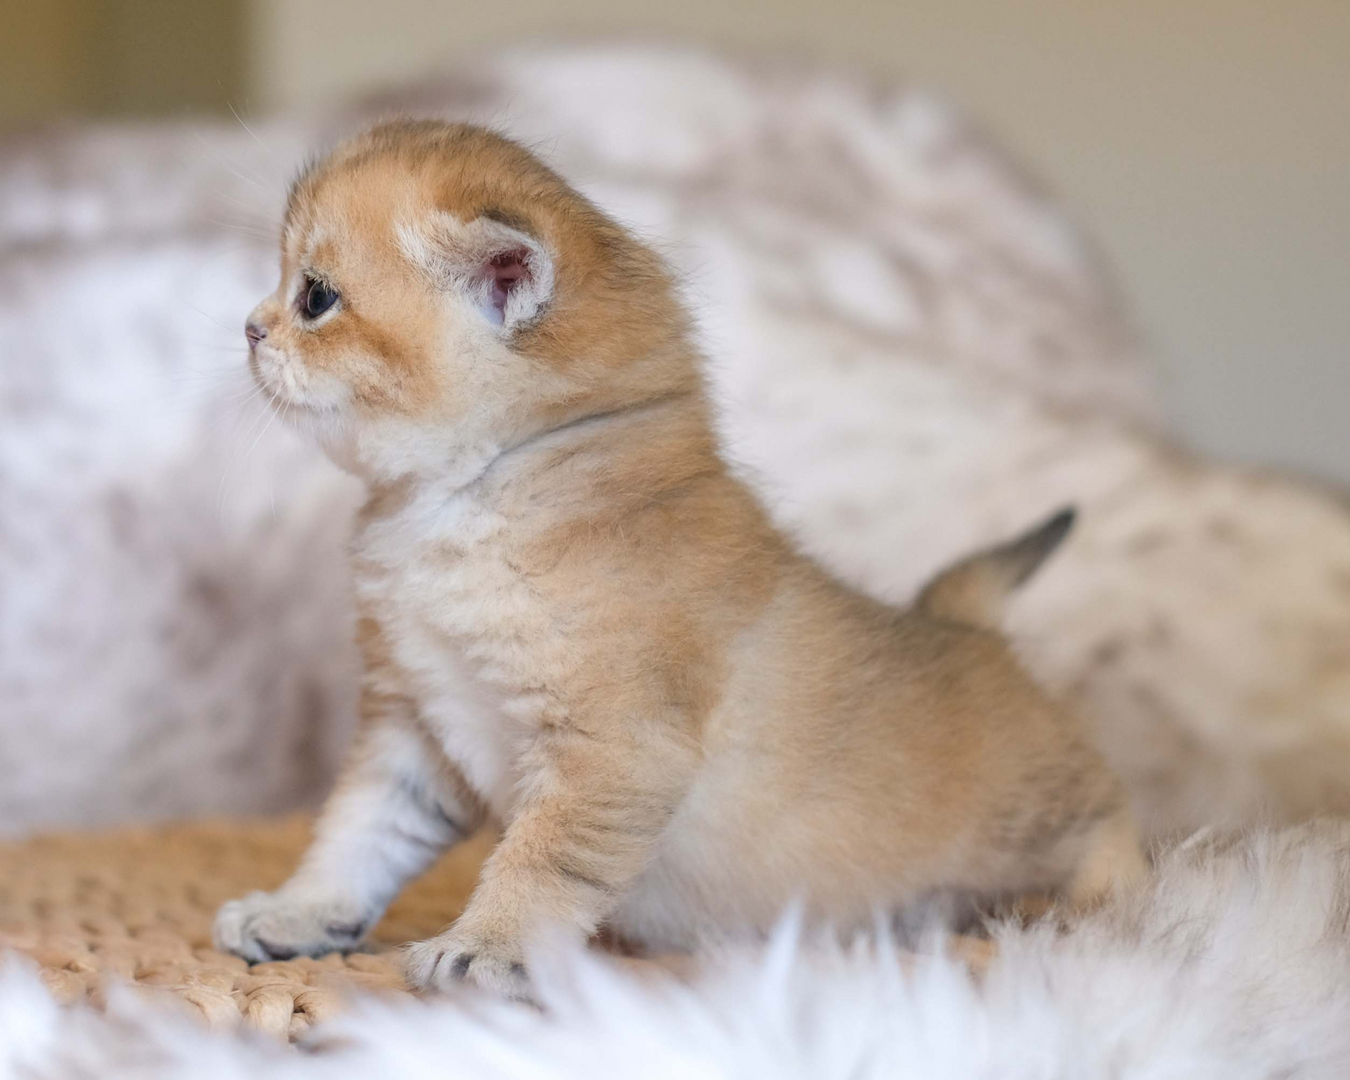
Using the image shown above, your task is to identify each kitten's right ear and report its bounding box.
[398,213,554,330]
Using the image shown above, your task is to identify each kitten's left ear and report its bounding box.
[400,213,554,330]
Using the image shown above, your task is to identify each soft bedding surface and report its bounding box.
[4,821,1350,1077]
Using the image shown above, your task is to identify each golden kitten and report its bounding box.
[214,120,1143,996]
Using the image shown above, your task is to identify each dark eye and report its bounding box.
[301,277,339,319]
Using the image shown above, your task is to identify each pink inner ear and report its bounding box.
[488,249,529,317]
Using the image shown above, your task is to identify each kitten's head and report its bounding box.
[245,121,693,482]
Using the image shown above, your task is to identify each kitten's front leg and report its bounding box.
[404,717,695,998]
[215,715,481,963]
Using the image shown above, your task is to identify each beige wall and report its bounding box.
[3,2,1346,482]
[0,0,245,126]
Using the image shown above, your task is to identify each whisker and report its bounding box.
[216,392,275,513]
[186,304,238,333]
[272,397,297,522]
[193,129,271,192]
[245,392,282,459]
[208,188,278,226]
[228,100,269,151]
[215,382,269,409]
[204,219,274,239]
[191,390,268,457]
[176,343,249,355]
[232,387,273,439]
[152,384,259,417]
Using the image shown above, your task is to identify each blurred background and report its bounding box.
[4,1,1350,841]
[1,0,1346,482]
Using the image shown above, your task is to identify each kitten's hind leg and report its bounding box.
[214,715,481,963]
[1064,808,1149,911]
[961,810,1148,973]
[992,810,1147,930]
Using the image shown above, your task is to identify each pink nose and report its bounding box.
[245,322,267,348]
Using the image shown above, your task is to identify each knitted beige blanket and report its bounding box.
[0,818,491,1040]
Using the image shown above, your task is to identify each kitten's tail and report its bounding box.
[915,507,1075,631]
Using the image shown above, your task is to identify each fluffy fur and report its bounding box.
[213,122,1142,995]
[11,824,1350,1077]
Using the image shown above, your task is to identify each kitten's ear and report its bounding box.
[399,213,554,330]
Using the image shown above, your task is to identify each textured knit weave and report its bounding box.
[0,818,490,1041]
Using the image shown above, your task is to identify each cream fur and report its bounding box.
[213,122,1142,998]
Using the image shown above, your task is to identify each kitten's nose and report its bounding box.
[245,321,267,348]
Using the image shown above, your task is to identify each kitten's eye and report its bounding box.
[301,277,339,319]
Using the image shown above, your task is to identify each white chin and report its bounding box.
[255,373,345,427]
[248,362,291,410]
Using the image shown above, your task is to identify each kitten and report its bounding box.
[213,120,1143,996]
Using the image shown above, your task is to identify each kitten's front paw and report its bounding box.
[213,890,373,964]
[403,928,529,1000]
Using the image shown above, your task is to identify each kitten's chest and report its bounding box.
[354,491,552,818]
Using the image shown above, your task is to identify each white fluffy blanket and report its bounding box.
[6,824,1350,1077]
[3,43,1350,1075]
